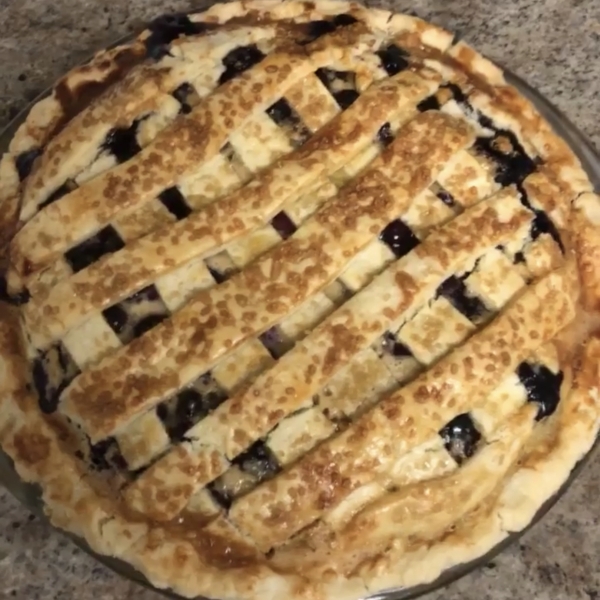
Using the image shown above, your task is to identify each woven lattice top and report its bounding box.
[1,2,600,600]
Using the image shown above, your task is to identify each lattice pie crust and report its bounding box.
[1,2,600,599]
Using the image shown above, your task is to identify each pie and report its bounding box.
[1,1,600,599]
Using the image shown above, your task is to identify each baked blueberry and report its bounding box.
[379,219,420,258]
[302,14,358,44]
[437,275,489,323]
[102,121,142,163]
[474,132,536,186]
[517,362,564,420]
[32,344,79,414]
[377,122,394,147]
[15,148,42,181]
[381,331,412,357]
[271,211,297,240]
[234,440,281,481]
[266,99,311,146]
[159,186,192,220]
[376,44,409,76]
[439,413,482,464]
[64,225,125,273]
[145,13,209,59]
[219,45,265,85]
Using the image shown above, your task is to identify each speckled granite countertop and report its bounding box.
[1,0,600,599]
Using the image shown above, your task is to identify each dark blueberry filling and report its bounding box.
[122,283,160,304]
[333,89,359,110]
[474,132,536,187]
[133,313,167,338]
[259,326,293,359]
[102,285,169,343]
[110,448,129,471]
[381,331,412,357]
[102,121,142,163]
[418,83,469,114]
[197,372,229,412]
[102,303,128,335]
[514,251,526,264]
[89,438,113,470]
[0,276,30,306]
[379,219,420,258]
[89,438,114,470]
[315,68,359,110]
[301,13,358,44]
[516,362,564,420]
[439,413,482,464]
[64,225,125,273]
[207,265,234,284]
[437,83,499,132]
[172,82,197,114]
[15,148,42,181]
[172,82,194,104]
[145,13,210,60]
[158,374,228,441]
[477,112,496,132]
[377,122,394,147]
[517,185,564,253]
[332,13,359,26]
[530,210,564,252]
[87,437,128,471]
[445,82,469,105]
[304,19,337,41]
[159,186,192,220]
[219,45,266,85]
[207,266,226,284]
[39,180,77,210]
[207,482,233,509]
[266,98,311,147]
[169,388,207,439]
[156,403,169,422]
[271,211,297,240]
[234,440,281,481]
[437,275,489,323]
[436,187,456,207]
[376,44,409,76]
[266,98,296,124]
[417,95,441,113]
[32,359,60,414]
[32,344,80,414]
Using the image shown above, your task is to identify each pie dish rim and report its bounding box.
[0,2,599,600]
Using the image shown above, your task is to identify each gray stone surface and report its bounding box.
[0,0,599,599]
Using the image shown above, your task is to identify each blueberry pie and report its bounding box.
[1,1,600,599]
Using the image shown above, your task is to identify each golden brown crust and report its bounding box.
[0,2,599,600]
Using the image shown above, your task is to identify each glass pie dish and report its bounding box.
[0,4,599,599]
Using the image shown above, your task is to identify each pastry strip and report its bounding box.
[22,69,441,347]
[228,265,576,550]
[13,36,369,274]
[122,184,534,520]
[61,112,473,442]
[18,27,277,220]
